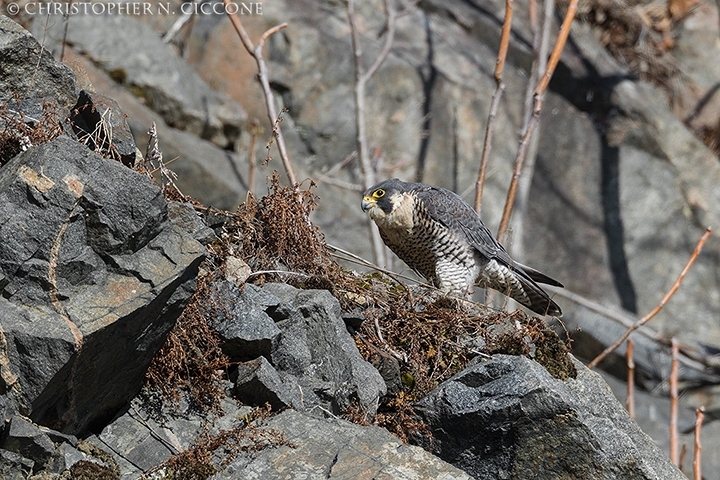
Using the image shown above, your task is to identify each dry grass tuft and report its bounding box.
[229,171,335,280]
[146,404,295,480]
[144,272,232,414]
[0,102,64,165]
[574,0,681,87]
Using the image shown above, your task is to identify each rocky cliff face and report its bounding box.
[0,7,711,479]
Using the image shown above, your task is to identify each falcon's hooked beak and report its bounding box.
[361,196,376,213]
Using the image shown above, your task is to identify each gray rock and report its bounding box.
[0,448,34,479]
[50,442,87,474]
[208,281,281,361]
[414,355,684,480]
[262,283,386,416]
[213,409,473,480]
[0,136,205,434]
[167,202,217,246]
[69,90,137,167]
[2,416,55,472]
[234,356,301,410]
[89,391,252,478]
[33,13,245,149]
[0,16,77,111]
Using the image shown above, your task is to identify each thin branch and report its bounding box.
[223,3,297,186]
[327,243,426,288]
[626,338,635,418]
[474,0,514,213]
[347,0,398,266]
[163,0,199,43]
[548,285,720,372]
[246,119,261,194]
[587,227,711,369]
[694,406,704,480]
[509,0,554,259]
[670,338,679,466]
[364,2,399,81]
[315,176,364,192]
[496,0,579,243]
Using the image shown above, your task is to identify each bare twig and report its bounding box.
[496,0,579,243]
[223,3,297,186]
[549,285,720,372]
[694,406,704,480]
[587,227,711,369]
[474,0,514,213]
[347,0,400,266]
[163,0,199,43]
[509,0,554,259]
[626,338,635,418]
[670,338,679,466]
[246,119,261,194]
[327,243,425,287]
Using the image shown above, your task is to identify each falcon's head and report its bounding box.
[361,179,415,228]
[360,178,400,214]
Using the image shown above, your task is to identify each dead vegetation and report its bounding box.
[144,272,232,415]
[575,0,685,87]
[0,102,64,166]
[144,404,294,480]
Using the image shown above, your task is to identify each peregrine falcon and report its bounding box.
[361,178,562,316]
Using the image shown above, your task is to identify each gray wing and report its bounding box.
[415,185,563,286]
[415,185,516,266]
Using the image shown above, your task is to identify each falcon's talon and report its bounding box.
[361,178,563,317]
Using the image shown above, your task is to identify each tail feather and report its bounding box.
[515,275,562,316]
[516,262,564,288]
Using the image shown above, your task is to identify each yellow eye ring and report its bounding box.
[373,189,385,198]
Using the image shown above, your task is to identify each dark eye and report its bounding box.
[373,189,385,198]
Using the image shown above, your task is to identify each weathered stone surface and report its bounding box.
[33,13,246,149]
[263,283,387,416]
[88,391,252,478]
[0,16,76,111]
[414,355,684,480]
[56,49,247,210]
[69,90,137,167]
[2,416,55,472]
[167,201,218,246]
[208,281,281,361]
[234,356,301,410]
[0,136,205,434]
[214,409,473,480]
[50,442,87,474]
[0,448,34,479]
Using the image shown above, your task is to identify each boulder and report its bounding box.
[233,356,301,410]
[88,390,252,478]
[57,49,248,210]
[2,416,55,472]
[207,280,281,361]
[0,136,205,434]
[214,409,473,480]
[0,16,76,111]
[414,355,685,479]
[0,448,33,479]
[263,283,387,416]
